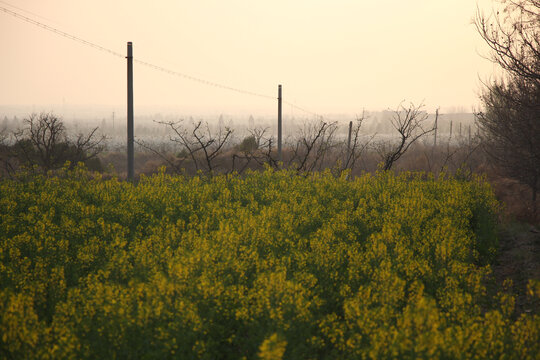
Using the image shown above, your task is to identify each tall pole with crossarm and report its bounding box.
[278,84,282,163]
[127,42,134,182]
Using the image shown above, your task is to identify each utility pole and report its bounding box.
[127,42,134,182]
[434,108,438,147]
[347,120,352,164]
[278,84,282,163]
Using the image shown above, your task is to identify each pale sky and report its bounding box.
[0,0,500,117]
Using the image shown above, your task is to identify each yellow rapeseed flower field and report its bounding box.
[0,166,538,359]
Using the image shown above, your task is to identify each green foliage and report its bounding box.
[0,167,538,359]
[237,135,258,152]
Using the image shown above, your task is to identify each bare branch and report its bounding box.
[156,118,233,175]
[377,102,435,170]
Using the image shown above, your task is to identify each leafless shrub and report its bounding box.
[375,102,436,171]
[134,138,185,174]
[288,119,338,173]
[342,112,376,172]
[231,127,279,173]
[157,119,233,174]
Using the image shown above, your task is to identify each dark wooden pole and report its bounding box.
[278,84,282,163]
[434,108,438,146]
[127,42,134,182]
[347,120,352,164]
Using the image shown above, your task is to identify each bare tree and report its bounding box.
[377,102,436,171]
[5,113,104,174]
[477,78,540,215]
[158,119,233,174]
[134,138,185,174]
[72,127,105,164]
[475,0,540,83]
[342,112,376,172]
[475,0,540,217]
[231,127,279,173]
[14,113,66,171]
[288,119,338,173]
[435,124,483,175]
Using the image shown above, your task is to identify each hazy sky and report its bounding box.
[0,0,500,116]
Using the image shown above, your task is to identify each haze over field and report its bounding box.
[1,0,500,119]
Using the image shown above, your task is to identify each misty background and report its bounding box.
[1,0,499,124]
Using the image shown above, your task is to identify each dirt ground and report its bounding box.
[492,222,540,315]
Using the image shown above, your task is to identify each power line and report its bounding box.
[134,59,275,100]
[0,0,59,25]
[0,5,274,100]
[0,0,57,25]
[1,5,331,119]
[283,100,323,118]
[1,6,125,58]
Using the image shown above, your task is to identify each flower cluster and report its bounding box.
[0,167,538,359]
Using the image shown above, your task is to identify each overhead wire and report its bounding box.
[0,0,60,25]
[133,59,275,100]
[1,4,331,119]
[283,100,324,119]
[1,5,125,59]
[0,5,274,98]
